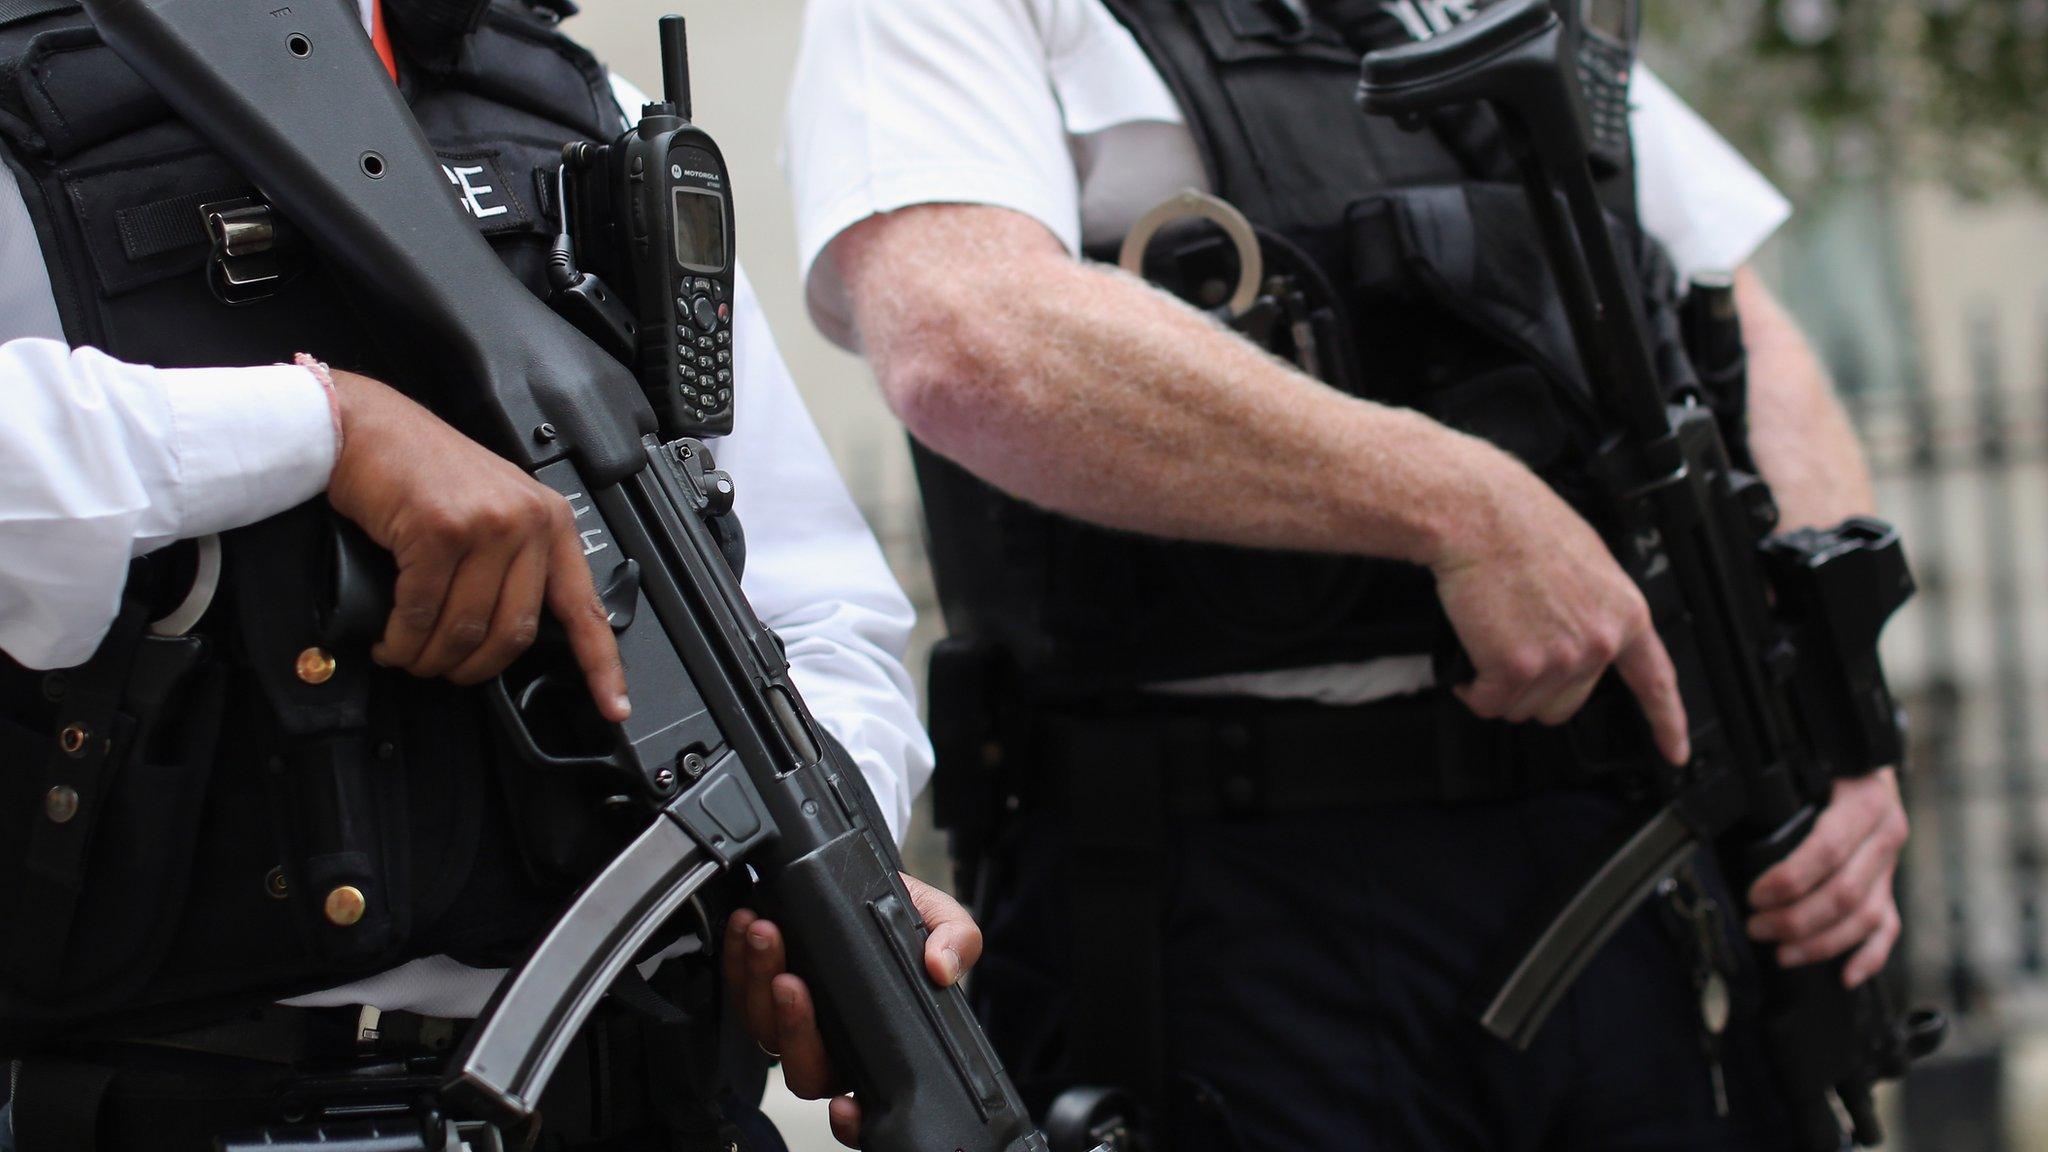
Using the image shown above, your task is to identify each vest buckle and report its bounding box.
[1222,0,1313,44]
[201,197,299,305]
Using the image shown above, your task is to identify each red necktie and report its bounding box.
[369,0,398,81]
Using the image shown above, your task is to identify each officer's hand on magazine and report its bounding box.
[1746,768,1909,988]
[1432,443,1691,767]
[726,875,982,1149]
[324,369,631,721]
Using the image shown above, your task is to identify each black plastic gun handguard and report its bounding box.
[78,2,1044,1149]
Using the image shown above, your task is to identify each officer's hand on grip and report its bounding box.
[1432,447,1691,767]
[725,875,983,1149]
[324,369,631,721]
[1746,768,1909,988]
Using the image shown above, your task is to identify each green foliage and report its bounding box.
[1642,0,2048,196]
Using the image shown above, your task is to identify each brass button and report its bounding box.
[265,866,290,900]
[58,723,89,756]
[296,647,337,685]
[44,785,79,824]
[323,884,367,927]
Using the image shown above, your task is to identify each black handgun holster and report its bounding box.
[230,510,405,966]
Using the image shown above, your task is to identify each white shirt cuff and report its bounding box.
[152,362,339,544]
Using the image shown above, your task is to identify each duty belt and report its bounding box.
[1024,689,1639,819]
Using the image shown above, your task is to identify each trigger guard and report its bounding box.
[489,670,636,780]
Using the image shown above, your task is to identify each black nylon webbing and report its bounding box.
[115,189,241,262]
[0,0,75,29]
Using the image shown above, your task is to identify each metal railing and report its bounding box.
[1843,309,2048,1044]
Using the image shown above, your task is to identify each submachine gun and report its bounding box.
[77,1,1047,1150]
[1356,3,1944,1147]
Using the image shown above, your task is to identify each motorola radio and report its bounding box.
[549,15,736,438]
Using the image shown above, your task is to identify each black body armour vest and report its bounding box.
[911,0,1708,690]
[0,0,659,1047]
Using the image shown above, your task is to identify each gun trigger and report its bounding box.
[599,558,641,631]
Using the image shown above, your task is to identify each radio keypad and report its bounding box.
[671,274,734,422]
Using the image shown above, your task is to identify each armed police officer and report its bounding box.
[774,0,1914,1148]
[0,2,977,1149]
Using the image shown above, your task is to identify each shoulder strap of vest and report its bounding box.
[1095,0,1308,221]
[1097,0,1485,227]
[384,0,492,62]
[1099,0,1639,227]
[0,0,74,29]
[404,0,620,139]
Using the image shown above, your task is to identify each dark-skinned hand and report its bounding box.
[725,875,982,1148]
[324,369,630,720]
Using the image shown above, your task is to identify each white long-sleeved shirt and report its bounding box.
[0,37,931,1015]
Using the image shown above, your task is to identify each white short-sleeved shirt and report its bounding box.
[785,0,1791,704]
[788,0,1791,347]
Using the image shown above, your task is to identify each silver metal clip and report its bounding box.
[201,197,295,304]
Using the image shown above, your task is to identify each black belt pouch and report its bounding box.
[0,614,227,1022]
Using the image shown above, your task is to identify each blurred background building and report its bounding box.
[568,2,2048,1147]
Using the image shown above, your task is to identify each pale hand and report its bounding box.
[1747,769,1909,988]
[1432,446,1691,766]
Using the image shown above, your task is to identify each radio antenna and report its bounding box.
[659,15,693,121]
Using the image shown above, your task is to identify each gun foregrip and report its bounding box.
[764,828,1045,1152]
[1724,807,1919,1150]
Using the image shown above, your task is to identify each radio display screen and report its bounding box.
[672,187,728,273]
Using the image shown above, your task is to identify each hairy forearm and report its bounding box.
[1737,268,1875,529]
[835,204,1520,568]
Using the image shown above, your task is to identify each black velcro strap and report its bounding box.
[0,0,76,28]
[115,189,239,262]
